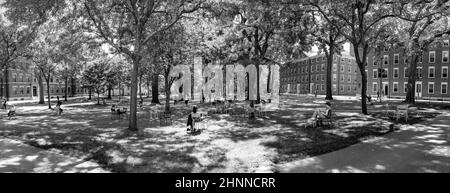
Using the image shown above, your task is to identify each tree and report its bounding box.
[80,0,205,131]
[392,0,450,104]
[0,19,39,100]
[309,10,346,101]
[105,56,126,99]
[82,62,108,105]
[150,24,189,112]
[0,0,65,100]
[28,25,62,109]
[209,0,313,101]
[311,0,396,115]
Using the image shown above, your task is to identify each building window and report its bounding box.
[393,82,399,93]
[443,51,449,63]
[443,66,448,78]
[333,84,337,92]
[416,67,423,78]
[333,64,337,71]
[348,66,352,73]
[333,74,337,81]
[373,83,378,92]
[348,76,352,83]
[321,75,325,81]
[347,86,351,91]
[322,84,325,91]
[394,54,399,64]
[442,83,448,94]
[428,82,434,94]
[429,66,435,78]
[383,55,389,65]
[444,40,449,47]
[321,64,325,71]
[341,75,345,82]
[404,67,409,78]
[373,70,378,79]
[26,87,30,94]
[429,51,436,63]
[341,65,345,73]
[340,85,344,92]
[418,55,423,63]
[393,68,399,78]
[404,82,408,93]
[382,68,388,78]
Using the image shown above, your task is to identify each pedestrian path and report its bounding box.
[278,110,450,173]
[0,138,109,173]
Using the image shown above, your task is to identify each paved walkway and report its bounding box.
[0,138,109,173]
[278,111,450,173]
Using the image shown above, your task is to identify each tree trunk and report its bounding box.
[326,48,335,101]
[152,74,160,103]
[97,91,100,105]
[139,76,143,101]
[128,56,139,131]
[64,77,68,101]
[164,75,171,113]
[147,80,150,98]
[4,66,9,100]
[37,73,45,104]
[46,80,51,109]
[358,69,368,114]
[88,89,92,100]
[405,55,419,104]
[108,86,112,99]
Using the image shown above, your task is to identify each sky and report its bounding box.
[306,42,352,57]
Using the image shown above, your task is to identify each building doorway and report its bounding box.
[310,83,315,94]
[33,86,37,97]
[384,84,389,97]
[416,82,422,98]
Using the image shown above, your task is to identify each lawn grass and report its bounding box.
[0,96,440,173]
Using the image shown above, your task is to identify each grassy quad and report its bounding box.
[0,95,441,173]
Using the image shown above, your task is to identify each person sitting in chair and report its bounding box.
[111,105,117,112]
[55,101,63,116]
[312,102,332,126]
[7,105,16,119]
[187,106,202,133]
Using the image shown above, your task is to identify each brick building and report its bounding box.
[280,54,361,96]
[365,39,450,100]
[0,67,87,101]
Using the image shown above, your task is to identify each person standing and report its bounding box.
[2,99,7,110]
